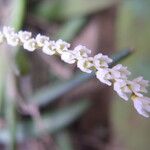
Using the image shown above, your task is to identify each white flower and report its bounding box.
[96,68,112,86]
[36,34,49,47]
[129,77,149,97]
[2,26,19,46]
[77,57,93,73]
[73,45,91,59]
[23,38,37,51]
[0,32,4,44]
[114,79,132,100]
[42,41,56,55]
[55,39,70,54]
[132,77,149,93]
[18,31,32,43]
[93,53,112,69]
[3,26,15,37]
[132,96,150,117]
[61,50,76,64]
[6,33,20,46]
[110,64,131,79]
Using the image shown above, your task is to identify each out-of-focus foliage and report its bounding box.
[0,100,91,143]
[35,0,119,20]
[112,0,150,150]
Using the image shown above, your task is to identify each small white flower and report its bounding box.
[6,33,20,46]
[2,26,20,46]
[114,79,132,100]
[36,34,49,47]
[18,31,32,43]
[61,50,76,64]
[129,81,143,97]
[55,39,70,54]
[73,45,91,59]
[77,57,93,73]
[96,68,112,86]
[93,53,112,69]
[132,96,150,117]
[3,26,15,37]
[128,77,149,97]
[42,41,56,55]
[132,77,149,93]
[0,32,4,44]
[23,38,37,51]
[110,64,131,79]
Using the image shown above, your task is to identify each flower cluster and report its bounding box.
[0,26,150,117]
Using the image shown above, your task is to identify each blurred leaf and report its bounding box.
[61,0,119,19]
[1,0,26,149]
[33,100,90,136]
[4,73,17,150]
[11,0,26,29]
[56,17,87,41]
[15,50,30,75]
[29,48,132,108]
[0,48,9,113]
[35,0,119,20]
[0,99,91,143]
[55,130,73,150]
[34,0,62,21]
[29,72,94,107]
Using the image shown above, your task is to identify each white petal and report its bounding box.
[111,64,131,79]
[0,32,4,44]
[133,98,149,117]
[93,53,112,69]
[42,41,56,55]
[55,39,70,54]
[6,33,20,46]
[96,68,112,86]
[36,34,49,47]
[61,51,76,64]
[133,76,149,93]
[23,38,37,51]
[77,58,93,73]
[113,80,131,101]
[141,97,150,112]
[18,31,32,43]
[3,26,15,37]
[73,45,91,59]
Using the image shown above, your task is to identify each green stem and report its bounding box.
[5,72,17,150]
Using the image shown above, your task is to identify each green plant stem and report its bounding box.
[1,0,26,149]
[5,71,17,150]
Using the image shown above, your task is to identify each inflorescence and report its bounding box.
[0,26,150,117]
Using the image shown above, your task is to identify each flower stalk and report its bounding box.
[0,26,150,117]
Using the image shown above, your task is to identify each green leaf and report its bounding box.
[55,17,87,41]
[28,72,94,107]
[55,130,74,150]
[35,0,119,21]
[0,99,91,143]
[11,0,26,29]
[15,50,30,75]
[4,73,17,150]
[34,0,62,21]
[60,0,119,19]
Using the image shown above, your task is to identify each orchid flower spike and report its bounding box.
[0,26,149,118]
